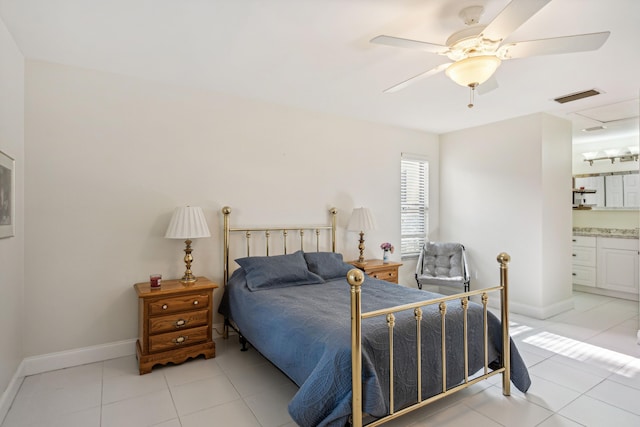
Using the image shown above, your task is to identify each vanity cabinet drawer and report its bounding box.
[572,235,596,248]
[149,293,209,315]
[149,309,210,334]
[572,265,596,287]
[572,246,596,266]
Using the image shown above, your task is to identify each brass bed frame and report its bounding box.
[221,206,511,427]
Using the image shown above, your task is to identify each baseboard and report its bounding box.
[15,325,228,379]
[0,359,25,425]
[573,284,639,302]
[2,328,232,423]
[212,322,226,338]
[510,297,574,320]
[22,339,137,377]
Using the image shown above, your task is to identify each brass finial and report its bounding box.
[347,268,365,287]
[497,252,511,265]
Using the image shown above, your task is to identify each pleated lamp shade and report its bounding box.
[347,207,376,232]
[165,206,211,239]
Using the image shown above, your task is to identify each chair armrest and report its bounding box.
[460,244,471,282]
[415,246,425,276]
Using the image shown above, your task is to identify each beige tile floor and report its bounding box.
[2,291,640,427]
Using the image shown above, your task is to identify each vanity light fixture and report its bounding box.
[582,149,639,166]
[165,206,211,283]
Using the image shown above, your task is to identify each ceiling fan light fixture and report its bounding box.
[445,55,501,87]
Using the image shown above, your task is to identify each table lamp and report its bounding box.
[165,206,211,283]
[347,207,376,264]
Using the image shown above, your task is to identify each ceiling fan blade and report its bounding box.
[371,35,448,54]
[477,76,499,95]
[482,0,551,42]
[383,62,452,93]
[498,32,610,59]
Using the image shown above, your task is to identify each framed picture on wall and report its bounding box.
[0,149,15,238]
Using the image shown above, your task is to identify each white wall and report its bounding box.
[541,114,574,311]
[24,60,439,357]
[0,16,24,405]
[440,113,573,319]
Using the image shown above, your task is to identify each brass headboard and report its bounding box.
[221,206,338,286]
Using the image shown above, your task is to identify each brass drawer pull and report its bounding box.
[193,300,199,305]
[175,319,187,328]
[173,335,188,344]
[162,304,168,310]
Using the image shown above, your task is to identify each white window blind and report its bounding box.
[401,156,428,258]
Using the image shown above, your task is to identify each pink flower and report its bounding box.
[380,242,394,253]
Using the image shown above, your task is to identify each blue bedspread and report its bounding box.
[222,269,531,427]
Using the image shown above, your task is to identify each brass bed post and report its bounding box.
[498,252,511,396]
[222,206,232,339]
[439,302,447,393]
[329,207,337,252]
[347,268,365,427]
[386,313,396,414]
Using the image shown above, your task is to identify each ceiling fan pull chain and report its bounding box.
[468,84,477,108]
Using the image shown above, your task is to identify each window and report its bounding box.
[401,155,428,258]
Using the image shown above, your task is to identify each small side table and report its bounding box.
[348,259,403,284]
[134,276,218,374]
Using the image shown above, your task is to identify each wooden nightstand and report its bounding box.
[134,276,218,374]
[348,259,403,284]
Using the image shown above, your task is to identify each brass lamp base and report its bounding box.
[357,231,366,264]
[180,239,199,284]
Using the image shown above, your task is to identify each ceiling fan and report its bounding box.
[371,0,610,107]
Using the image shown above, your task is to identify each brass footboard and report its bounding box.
[347,253,511,427]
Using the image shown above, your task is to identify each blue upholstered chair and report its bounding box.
[415,242,470,292]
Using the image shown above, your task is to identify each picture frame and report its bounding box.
[0,149,15,239]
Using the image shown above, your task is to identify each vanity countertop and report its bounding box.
[573,227,639,239]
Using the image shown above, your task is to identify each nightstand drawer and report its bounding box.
[369,269,398,282]
[149,293,209,315]
[348,260,403,284]
[149,309,210,334]
[149,325,209,353]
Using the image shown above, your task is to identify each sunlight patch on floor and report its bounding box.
[509,322,534,337]
[523,331,639,376]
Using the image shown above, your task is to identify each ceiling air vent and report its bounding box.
[553,89,601,104]
[582,125,607,132]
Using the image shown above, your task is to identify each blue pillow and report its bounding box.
[303,251,353,280]
[236,250,324,291]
